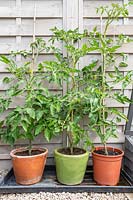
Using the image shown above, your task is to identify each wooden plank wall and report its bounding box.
[0,0,132,170]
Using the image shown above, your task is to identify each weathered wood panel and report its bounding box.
[0,0,15,7]
[0,1,62,18]
[0,19,62,36]
[83,0,123,18]
[84,24,133,35]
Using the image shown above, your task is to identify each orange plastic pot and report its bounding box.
[92,146,124,186]
[10,147,48,185]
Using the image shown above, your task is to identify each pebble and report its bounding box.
[0,170,8,178]
[0,192,129,200]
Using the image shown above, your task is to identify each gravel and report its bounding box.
[0,170,8,178]
[0,192,129,200]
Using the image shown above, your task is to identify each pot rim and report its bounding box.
[92,146,124,158]
[10,147,48,158]
[54,147,89,158]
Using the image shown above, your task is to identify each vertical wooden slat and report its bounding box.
[63,0,67,31]
[62,0,67,96]
[16,0,21,62]
[65,0,79,29]
[79,0,83,32]
[78,0,84,70]
[123,0,129,25]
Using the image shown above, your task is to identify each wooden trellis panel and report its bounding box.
[0,0,132,170]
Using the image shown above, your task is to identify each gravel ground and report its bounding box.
[0,192,129,200]
[0,170,130,200]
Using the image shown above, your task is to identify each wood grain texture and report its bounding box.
[83,0,128,18]
[0,1,62,18]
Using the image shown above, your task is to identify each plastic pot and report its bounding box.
[54,148,89,185]
[10,147,48,185]
[92,146,124,186]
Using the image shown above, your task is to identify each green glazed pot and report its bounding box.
[54,148,89,185]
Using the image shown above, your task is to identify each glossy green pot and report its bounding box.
[54,148,89,185]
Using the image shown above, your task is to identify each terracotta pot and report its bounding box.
[92,146,124,186]
[10,147,48,185]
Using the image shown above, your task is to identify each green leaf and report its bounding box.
[0,120,4,128]
[108,45,120,53]
[0,55,10,64]
[38,63,44,71]
[50,104,55,116]
[21,121,28,132]
[116,117,121,123]
[22,115,31,125]
[56,103,61,112]
[12,89,23,96]
[111,108,127,121]
[93,26,97,32]
[119,61,128,67]
[36,110,44,121]
[44,128,51,142]
[114,93,131,104]
[35,125,43,136]
[25,108,35,119]
[108,73,114,78]
[3,77,11,84]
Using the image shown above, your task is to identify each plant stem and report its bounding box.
[101,52,108,155]
[100,43,107,154]
[100,14,109,155]
[70,110,74,155]
[104,143,108,155]
[70,143,73,155]
[28,139,32,156]
[67,48,76,155]
[66,131,73,155]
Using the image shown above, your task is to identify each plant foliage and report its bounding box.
[84,3,133,154]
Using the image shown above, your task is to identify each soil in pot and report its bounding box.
[10,147,48,185]
[92,146,124,186]
[94,149,121,156]
[15,149,46,156]
[54,147,89,185]
[58,147,86,155]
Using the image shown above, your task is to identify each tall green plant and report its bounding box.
[39,28,94,154]
[0,38,61,155]
[84,3,133,155]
